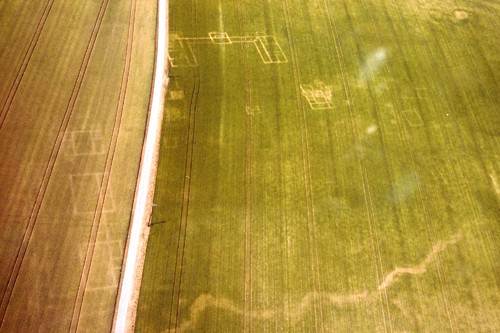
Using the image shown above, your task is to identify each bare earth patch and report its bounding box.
[453,9,470,22]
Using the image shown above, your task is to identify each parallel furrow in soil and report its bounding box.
[281,0,325,329]
[168,71,200,331]
[68,0,138,330]
[233,0,254,330]
[244,113,254,332]
[376,1,476,328]
[322,0,388,328]
[0,0,111,326]
[0,0,55,132]
[168,1,200,330]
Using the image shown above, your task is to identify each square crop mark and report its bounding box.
[301,81,334,110]
[209,32,232,44]
[70,173,101,214]
[78,288,117,324]
[245,106,261,116]
[69,173,115,215]
[46,289,75,315]
[78,237,123,290]
[167,81,185,100]
[309,96,333,110]
[403,109,424,127]
[85,240,123,289]
[168,38,197,67]
[70,131,104,156]
[254,36,288,64]
[168,90,185,100]
[166,107,186,123]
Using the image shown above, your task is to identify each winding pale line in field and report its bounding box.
[168,232,462,332]
[377,232,462,291]
[112,0,167,331]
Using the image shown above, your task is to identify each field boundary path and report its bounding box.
[112,0,168,331]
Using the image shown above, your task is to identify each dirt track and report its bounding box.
[112,0,168,331]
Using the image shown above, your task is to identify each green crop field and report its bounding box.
[0,0,157,331]
[137,0,499,332]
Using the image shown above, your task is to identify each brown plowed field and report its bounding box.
[0,0,157,331]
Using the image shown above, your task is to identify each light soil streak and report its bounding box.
[489,173,499,196]
[112,0,168,331]
[166,232,462,332]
